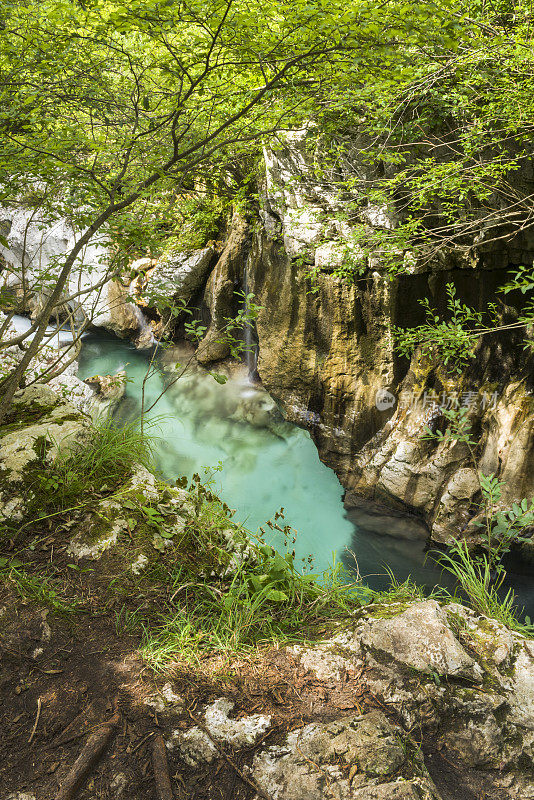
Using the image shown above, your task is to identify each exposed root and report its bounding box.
[55,711,120,800]
[151,733,174,800]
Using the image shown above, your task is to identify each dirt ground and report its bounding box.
[0,582,514,800]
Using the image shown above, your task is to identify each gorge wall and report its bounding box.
[3,130,534,547]
[199,131,534,544]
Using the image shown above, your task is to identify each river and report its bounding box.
[78,330,534,610]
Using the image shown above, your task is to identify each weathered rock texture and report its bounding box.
[199,129,534,542]
[290,598,534,799]
[130,246,215,321]
[0,207,153,345]
[197,212,250,364]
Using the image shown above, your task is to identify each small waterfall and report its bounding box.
[242,263,258,380]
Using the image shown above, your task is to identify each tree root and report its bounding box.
[151,733,174,800]
[55,711,120,800]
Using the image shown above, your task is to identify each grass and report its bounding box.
[6,411,534,675]
[134,548,361,672]
[436,539,534,637]
[35,417,154,511]
[103,482,364,671]
[1,563,80,613]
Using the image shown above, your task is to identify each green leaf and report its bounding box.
[265,589,289,602]
[210,373,228,385]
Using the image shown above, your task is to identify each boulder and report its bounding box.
[359,599,483,680]
[290,599,534,796]
[251,710,441,800]
[0,207,152,344]
[130,246,215,313]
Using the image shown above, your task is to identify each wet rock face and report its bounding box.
[198,212,250,364]
[233,130,534,541]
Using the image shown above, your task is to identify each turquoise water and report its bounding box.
[78,331,534,608]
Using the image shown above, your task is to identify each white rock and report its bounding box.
[130,554,149,575]
[168,726,218,766]
[132,247,215,308]
[291,644,356,681]
[508,640,534,729]
[145,683,184,713]
[204,698,271,748]
[0,206,151,343]
[360,600,483,680]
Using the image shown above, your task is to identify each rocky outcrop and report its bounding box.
[0,207,153,345]
[0,311,108,416]
[140,597,534,800]
[130,246,215,322]
[195,129,534,542]
[83,370,127,419]
[0,384,91,523]
[251,710,440,800]
[198,212,250,364]
[290,598,534,799]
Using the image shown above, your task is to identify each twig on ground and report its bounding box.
[28,697,42,744]
[131,730,155,754]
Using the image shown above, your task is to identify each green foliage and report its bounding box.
[29,417,154,514]
[393,284,494,373]
[437,540,534,636]
[424,405,534,631]
[0,560,80,613]
[475,474,534,571]
[139,549,358,670]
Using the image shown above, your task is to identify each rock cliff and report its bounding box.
[197,130,534,543]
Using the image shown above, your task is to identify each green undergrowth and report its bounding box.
[436,541,534,638]
[107,476,364,670]
[30,417,155,514]
[2,408,533,675]
[0,559,81,613]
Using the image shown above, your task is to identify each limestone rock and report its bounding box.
[0,207,152,344]
[170,697,270,766]
[84,370,127,418]
[131,247,215,312]
[198,213,249,364]
[507,640,534,729]
[0,385,89,506]
[251,711,440,800]
[359,600,483,680]
[203,698,271,748]
[168,726,218,766]
[288,600,534,796]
